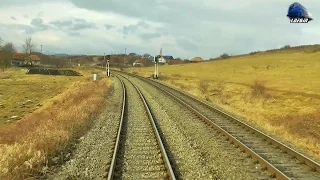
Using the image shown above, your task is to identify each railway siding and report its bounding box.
[120,71,320,180]
[129,75,268,179]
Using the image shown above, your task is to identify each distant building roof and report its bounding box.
[161,55,174,60]
[12,53,41,61]
[29,55,41,61]
[190,57,204,62]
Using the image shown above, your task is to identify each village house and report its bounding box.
[11,53,41,66]
[157,55,174,64]
[133,59,143,66]
[190,57,204,63]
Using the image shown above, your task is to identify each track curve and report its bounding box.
[114,70,320,180]
[107,74,176,180]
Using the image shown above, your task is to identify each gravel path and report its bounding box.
[47,77,122,179]
[131,77,272,180]
[114,76,168,179]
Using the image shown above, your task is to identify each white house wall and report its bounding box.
[158,57,166,63]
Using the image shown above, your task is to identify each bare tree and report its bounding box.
[0,37,3,47]
[22,37,36,66]
[1,42,16,69]
[22,37,36,54]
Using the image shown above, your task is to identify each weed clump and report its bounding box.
[250,81,271,99]
[199,80,210,94]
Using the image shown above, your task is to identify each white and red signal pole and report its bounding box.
[107,55,110,77]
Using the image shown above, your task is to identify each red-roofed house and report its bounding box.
[190,57,204,63]
[11,53,41,66]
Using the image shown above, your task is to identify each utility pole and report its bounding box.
[123,48,126,67]
[157,48,161,78]
[104,53,106,69]
[41,44,43,53]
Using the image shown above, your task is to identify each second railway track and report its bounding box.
[115,70,320,180]
[107,74,176,180]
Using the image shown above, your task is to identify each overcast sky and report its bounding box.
[0,0,319,59]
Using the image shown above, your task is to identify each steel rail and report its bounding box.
[144,78,289,180]
[107,76,126,180]
[147,76,320,173]
[108,73,176,180]
[114,70,320,179]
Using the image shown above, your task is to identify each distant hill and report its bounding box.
[31,52,67,65]
[209,44,320,61]
[250,44,320,55]
[53,54,69,57]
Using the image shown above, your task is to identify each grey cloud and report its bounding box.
[70,23,95,30]
[2,0,320,59]
[105,24,114,30]
[72,18,95,30]
[25,26,38,34]
[10,16,17,20]
[122,21,150,36]
[122,24,138,35]
[139,32,162,40]
[0,23,30,31]
[23,14,28,18]
[0,23,36,35]
[49,18,96,30]
[68,0,320,58]
[18,18,50,34]
[37,11,44,17]
[137,21,149,28]
[69,32,81,36]
[31,18,49,30]
[68,0,222,25]
[50,20,73,27]
[176,38,199,51]
[71,18,96,30]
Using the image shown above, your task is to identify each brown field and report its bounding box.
[0,67,110,179]
[127,50,320,161]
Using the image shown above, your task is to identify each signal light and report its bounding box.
[155,55,160,63]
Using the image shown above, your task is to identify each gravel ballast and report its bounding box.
[131,76,271,180]
[114,76,168,179]
[47,77,122,179]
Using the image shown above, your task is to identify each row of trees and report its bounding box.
[0,37,16,68]
[0,37,37,69]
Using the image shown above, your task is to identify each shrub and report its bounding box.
[220,53,230,59]
[250,81,271,99]
[199,80,210,94]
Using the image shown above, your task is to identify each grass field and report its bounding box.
[127,51,320,161]
[0,68,77,124]
[0,67,110,179]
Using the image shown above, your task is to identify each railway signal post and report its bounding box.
[107,55,110,77]
[154,55,159,79]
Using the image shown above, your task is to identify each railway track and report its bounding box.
[107,75,176,180]
[115,71,320,180]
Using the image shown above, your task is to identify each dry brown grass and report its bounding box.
[126,51,320,161]
[269,111,320,155]
[0,68,110,179]
[250,81,272,99]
